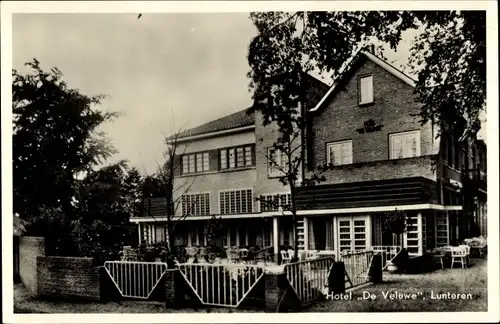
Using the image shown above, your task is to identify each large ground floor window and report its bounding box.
[136,210,470,256]
[308,217,334,251]
[337,215,371,252]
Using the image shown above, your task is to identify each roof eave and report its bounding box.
[167,125,255,144]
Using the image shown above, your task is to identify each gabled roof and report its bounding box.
[309,50,417,113]
[173,108,255,140]
[171,73,329,142]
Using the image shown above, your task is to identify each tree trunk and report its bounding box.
[293,217,299,261]
[290,182,299,261]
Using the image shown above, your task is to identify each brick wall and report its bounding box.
[254,111,300,198]
[37,256,100,301]
[311,155,437,184]
[310,58,440,174]
[19,236,45,296]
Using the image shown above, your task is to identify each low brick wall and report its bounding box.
[37,256,100,301]
[19,236,45,296]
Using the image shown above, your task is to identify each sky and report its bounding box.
[11,13,484,174]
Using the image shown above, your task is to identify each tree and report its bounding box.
[382,210,407,247]
[141,130,199,263]
[252,72,328,261]
[72,162,142,260]
[248,11,485,138]
[12,59,117,220]
[247,11,485,260]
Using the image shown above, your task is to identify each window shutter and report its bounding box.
[208,150,218,171]
[251,144,256,166]
[173,155,182,177]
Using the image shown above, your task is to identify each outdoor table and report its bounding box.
[238,248,249,263]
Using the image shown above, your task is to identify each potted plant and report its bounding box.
[382,209,407,272]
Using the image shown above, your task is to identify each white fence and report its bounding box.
[104,261,168,299]
[340,250,374,288]
[177,263,264,307]
[283,257,334,304]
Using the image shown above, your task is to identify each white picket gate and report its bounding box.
[177,263,264,307]
[284,257,335,304]
[340,250,374,288]
[104,261,168,299]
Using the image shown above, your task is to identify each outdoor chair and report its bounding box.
[450,247,468,269]
[458,245,471,265]
[441,245,453,256]
[227,249,240,264]
[264,247,275,263]
[254,248,267,265]
[287,249,295,261]
[239,248,250,264]
[469,239,487,258]
[431,248,445,269]
[198,247,208,263]
[247,247,257,264]
[185,247,199,263]
[280,250,292,264]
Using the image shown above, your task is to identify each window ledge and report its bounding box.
[179,166,256,178]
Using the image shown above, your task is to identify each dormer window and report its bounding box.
[359,74,373,105]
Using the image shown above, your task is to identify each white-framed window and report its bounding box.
[219,189,253,214]
[219,145,255,170]
[326,140,353,166]
[236,147,244,167]
[359,74,373,105]
[182,156,189,174]
[228,148,235,168]
[244,146,252,166]
[181,193,210,216]
[196,153,203,172]
[389,130,421,159]
[182,154,196,174]
[188,154,195,172]
[202,152,209,171]
[267,148,289,176]
[220,150,227,169]
[337,216,370,252]
[260,193,292,212]
[183,152,210,174]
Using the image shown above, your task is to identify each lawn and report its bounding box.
[14,258,487,313]
[13,284,259,313]
[308,257,488,312]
